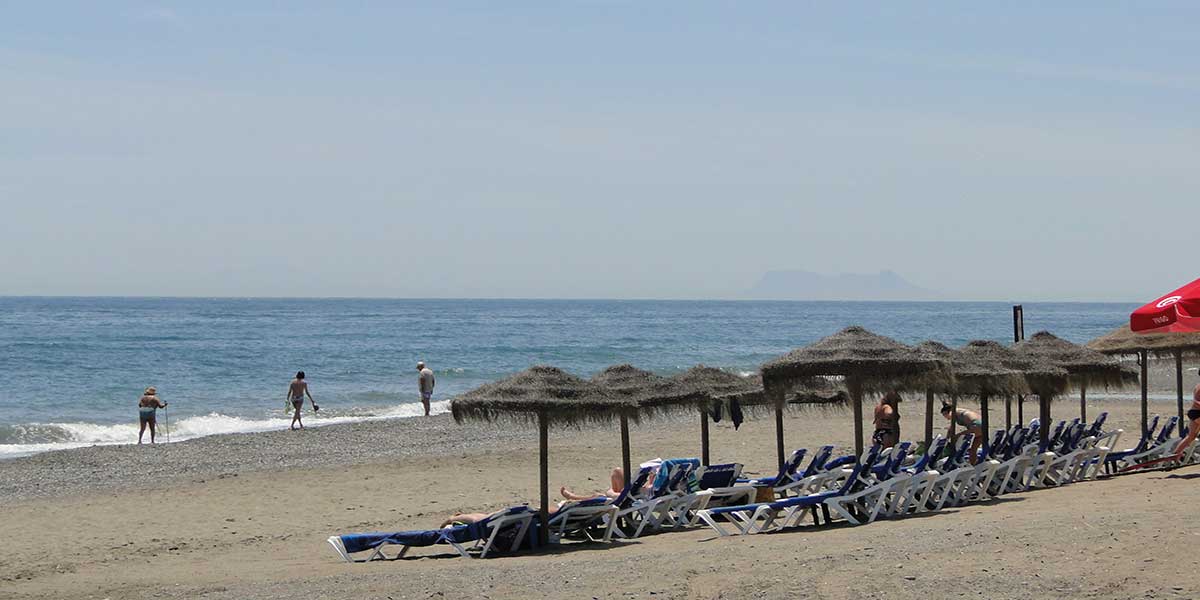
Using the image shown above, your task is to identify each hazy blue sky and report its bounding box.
[1,3,1195,301]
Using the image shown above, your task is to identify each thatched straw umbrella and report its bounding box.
[958,339,1068,432]
[705,374,849,469]
[452,365,633,544]
[669,366,763,467]
[955,343,1070,432]
[1013,332,1137,446]
[590,364,686,488]
[1088,325,1200,436]
[761,326,951,457]
[914,341,1029,450]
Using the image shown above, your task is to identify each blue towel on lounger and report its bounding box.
[653,458,701,491]
[339,529,446,554]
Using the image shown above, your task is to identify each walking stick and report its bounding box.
[163,405,170,444]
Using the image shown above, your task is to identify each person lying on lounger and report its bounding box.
[440,466,642,527]
[560,467,626,501]
[941,402,984,465]
[439,512,492,528]
[440,500,572,528]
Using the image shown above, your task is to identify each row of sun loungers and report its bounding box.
[328,411,1196,561]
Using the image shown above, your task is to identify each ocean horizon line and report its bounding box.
[0,294,1140,305]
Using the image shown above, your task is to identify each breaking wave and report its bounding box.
[0,400,451,459]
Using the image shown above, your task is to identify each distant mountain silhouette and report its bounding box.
[746,270,933,300]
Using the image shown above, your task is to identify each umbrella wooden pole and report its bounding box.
[1140,350,1149,439]
[538,411,549,546]
[1039,394,1051,448]
[1017,394,1024,425]
[1005,395,1012,430]
[849,379,864,458]
[980,393,990,454]
[775,405,785,471]
[924,389,934,449]
[1079,382,1087,423]
[1177,351,1186,437]
[949,394,958,439]
[699,410,710,467]
[619,415,632,492]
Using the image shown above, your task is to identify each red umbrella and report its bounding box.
[1131,278,1200,333]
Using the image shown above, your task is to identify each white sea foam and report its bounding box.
[0,400,452,459]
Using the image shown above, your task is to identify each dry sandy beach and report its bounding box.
[2,363,1198,600]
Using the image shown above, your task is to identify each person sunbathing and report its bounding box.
[439,467,632,528]
[440,500,574,528]
[439,512,491,528]
[560,467,625,501]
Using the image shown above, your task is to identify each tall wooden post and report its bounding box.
[849,379,865,458]
[619,414,632,492]
[538,411,549,546]
[775,405,786,471]
[1013,306,1024,429]
[1012,305,1025,342]
[1140,350,1149,439]
[924,389,934,449]
[1079,382,1087,423]
[699,410,710,466]
[1177,351,1186,436]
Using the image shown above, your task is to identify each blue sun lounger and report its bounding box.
[695,445,883,536]
[739,448,808,487]
[546,466,654,543]
[1104,415,1162,475]
[328,505,536,561]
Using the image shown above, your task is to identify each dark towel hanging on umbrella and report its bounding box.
[729,398,744,429]
[708,399,722,423]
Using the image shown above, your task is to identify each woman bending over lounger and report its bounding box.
[1172,383,1200,461]
[941,402,983,465]
[560,467,625,501]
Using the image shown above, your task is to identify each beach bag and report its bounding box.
[754,485,774,503]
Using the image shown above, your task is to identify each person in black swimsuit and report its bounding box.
[872,391,902,449]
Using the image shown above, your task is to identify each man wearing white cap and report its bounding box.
[417,361,435,416]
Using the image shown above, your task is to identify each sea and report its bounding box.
[0,297,1138,459]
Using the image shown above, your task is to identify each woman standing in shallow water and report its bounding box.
[287,371,318,430]
[137,387,167,444]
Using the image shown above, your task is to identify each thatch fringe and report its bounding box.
[451,365,636,428]
[1086,325,1200,359]
[1013,331,1139,392]
[760,326,953,396]
[958,339,1070,398]
[915,341,1029,397]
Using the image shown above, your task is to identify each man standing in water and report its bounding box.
[288,371,318,430]
[417,361,435,416]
